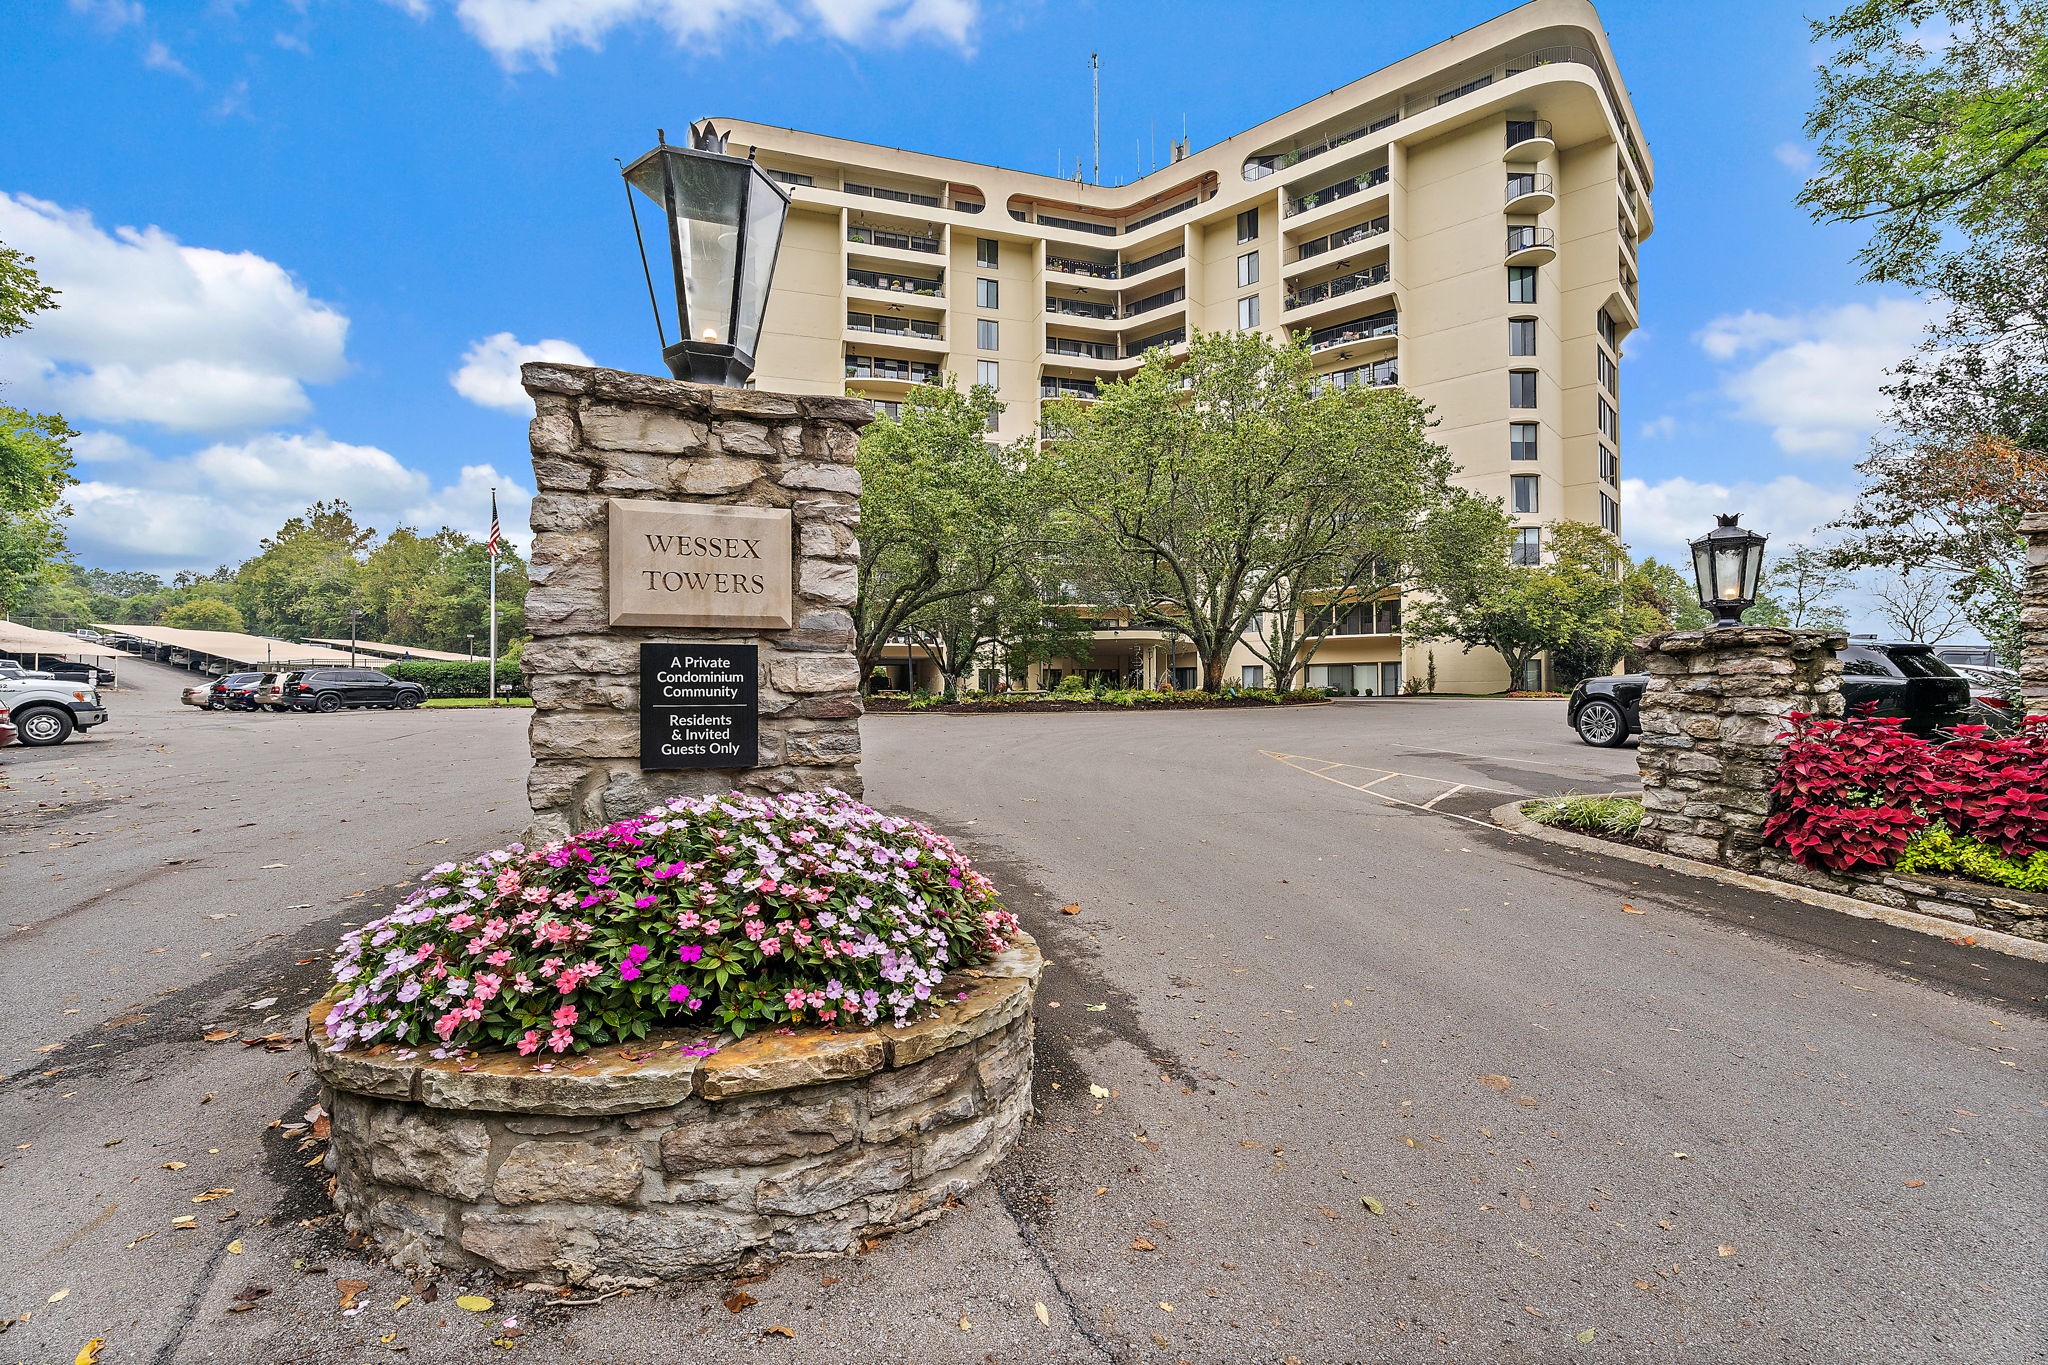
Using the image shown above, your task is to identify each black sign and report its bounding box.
[639,642,758,770]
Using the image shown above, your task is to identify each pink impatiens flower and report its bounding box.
[552,1004,578,1028]
[516,1030,542,1055]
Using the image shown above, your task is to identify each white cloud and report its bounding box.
[62,433,532,571]
[0,192,350,434]
[451,332,594,413]
[1772,141,1813,174]
[69,430,153,464]
[1620,474,1855,565]
[1637,415,1677,440]
[142,39,194,79]
[437,0,977,70]
[67,0,144,30]
[1693,296,1935,456]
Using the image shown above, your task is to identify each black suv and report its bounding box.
[282,668,425,713]
[1566,641,1974,747]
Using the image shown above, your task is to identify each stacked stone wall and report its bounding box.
[2023,511,2047,716]
[517,362,869,842]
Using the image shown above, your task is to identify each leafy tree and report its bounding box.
[0,241,74,616]
[1039,329,1476,692]
[233,500,373,639]
[1763,544,1852,630]
[853,381,1030,691]
[162,597,247,632]
[1408,521,1639,692]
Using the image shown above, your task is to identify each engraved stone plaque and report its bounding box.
[607,499,793,629]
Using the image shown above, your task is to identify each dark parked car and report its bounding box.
[43,660,118,686]
[1567,641,1975,747]
[281,667,425,713]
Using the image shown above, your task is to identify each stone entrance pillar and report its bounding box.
[1634,626,1846,868]
[2023,511,2047,717]
[518,362,869,842]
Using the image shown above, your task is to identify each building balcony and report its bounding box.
[1044,336,1120,364]
[848,267,943,299]
[1120,285,1187,321]
[1504,226,1557,266]
[847,225,941,255]
[1040,378,1100,402]
[1127,326,1186,358]
[1118,243,1187,282]
[845,355,941,388]
[1504,172,1555,214]
[1307,310,1398,357]
[1503,118,1555,161]
[1046,295,1118,323]
[1313,357,1399,393]
[845,312,946,351]
[1284,164,1390,218]
[1285,263,1392,320]
[1289,215,1389,271]
[1046,253,1119,282]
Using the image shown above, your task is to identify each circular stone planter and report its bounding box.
[306,934,1041,1285]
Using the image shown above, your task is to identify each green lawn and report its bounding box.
[421,697,534,709]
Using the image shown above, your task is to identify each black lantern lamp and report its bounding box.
[1690,513,1768,627]
[621,123,791,387]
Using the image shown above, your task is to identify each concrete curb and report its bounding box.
[1489,800,2048,965]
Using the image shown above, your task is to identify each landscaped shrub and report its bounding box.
[1896,825,2048,894]
[1523,793,1644,837]
[387,659,529,698]
[323,789,1019,1054]
[1764,712,2048,873]
[1053,674,1090,697]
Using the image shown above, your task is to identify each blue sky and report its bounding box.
[2,0,1939,630]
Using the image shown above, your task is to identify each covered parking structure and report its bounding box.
[0,620,128,685]
[96,624,359,676]
[303,638,479,663]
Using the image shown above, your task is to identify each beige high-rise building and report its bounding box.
[707,0,1649,695]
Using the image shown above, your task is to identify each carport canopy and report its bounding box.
[303,638,480,662]
[97,624,361,669]
[0,620,126,659]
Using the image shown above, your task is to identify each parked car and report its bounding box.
[42,660,117,686]
[1567,641,1976,747]
[0,703,15,748]
[180,680,215,709]
[250,672,295,712]
[182,671,264,710]
[99,634,142,651]
[1934,645,2004,670]
[219,673,270,710]
[280,667,425,712]
[0,660,54,681]
[0,676,109,746]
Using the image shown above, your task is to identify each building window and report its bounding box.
[976,237,999,268]
[1508,370,1537,408]
[1598,396,1617,440]
[1510,421,1538,461]
[1508,266,1537,304]
[1600,490,1621,534]
[976,277,999,309]
[1521,656,1546,692]
[1597,307,1616,348]
[1512,474,1539,514]
[1241,664,1265,688]
[976,319,999,350]
[1374,597,1401,634]
[1238,295,1261,330]
[1512,526,1542,565]
[1599,444,1618,484]
[1237,207,1259,243]
[1509,317,1536,356]
[1237,251,1259,288]
[1598,349,1618,394]
[976,359,999,389]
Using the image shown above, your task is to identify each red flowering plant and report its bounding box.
[323,789,1019,1056]
[1765,711,2048,872]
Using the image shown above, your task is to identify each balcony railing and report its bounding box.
[1307,310,1398,353]
[1047,295,1116,320]
[1129,326,1186,356]
[1035,211,1117,237]
[846,355,940,383]
[846,312,941,340]
[1241,111,1400,181]
[1125,198,1199,233]
[845,182,942,208]
[954,201,985,214]
[1505,118,1554,152]
[1285,263,1390,311]
[1295,216,1389,263]
[1119,244,1185,277]
[1041,379,1100,400]
[1505,172,1553,203]
[1046,254,1119,280]
[848,267,942,296]
[1284,165,1389,217]
[1505,226,1556,257]
[1122,285,1186,318]
[848,226,941,254]
[1314,357,1399,393]
[1046,336,1117,360]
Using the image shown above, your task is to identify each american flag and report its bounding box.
[487,488,501,559]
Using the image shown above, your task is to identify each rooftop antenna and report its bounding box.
[1090,52,1100,186]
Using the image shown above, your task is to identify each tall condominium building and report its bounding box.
[705,0,1649,695]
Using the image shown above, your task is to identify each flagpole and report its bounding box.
[488,486,500,706]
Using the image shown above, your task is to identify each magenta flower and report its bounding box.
[626,943,651,965]
[619,962,642,982]
[667,983,693,1005]
[677,945,704,963]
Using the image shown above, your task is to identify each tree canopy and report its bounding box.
[0,239,75,616]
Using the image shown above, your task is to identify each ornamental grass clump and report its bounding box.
[324,789,1018,1055]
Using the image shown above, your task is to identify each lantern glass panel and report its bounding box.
[1691,542,1717,604]
[734,165,788,356]
[628,151,745,345]
[1739,541,1766,600]
[1711,544,1749,603]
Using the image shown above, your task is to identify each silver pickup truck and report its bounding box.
[0,676,109,746]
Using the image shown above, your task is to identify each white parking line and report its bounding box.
[1261,751,1516,831]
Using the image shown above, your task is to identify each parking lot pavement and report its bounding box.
[2,690,2042,1363]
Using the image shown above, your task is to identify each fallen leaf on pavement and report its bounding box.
[1089,1084,1110,1099]
[226,1240,244,1255]
[1361,1196,1385,1216]
[1131,1238,1156,1251]
[1578,1328,1597,1343]
[1634,1279,1655,1291]
[74,1340,102,1364]
[1904,1179,1926,1188]
[1158,1302,1174,1312]
[958,1316,973,1331]
[1622,904,1645,915]
[192,1188,233,1202]
[723,1292,756,1313]
[336,1280,369,1311]
[455,1295,494,1312]
[1085,1004,1107,1011]
[1035,1302,1051,1326]
[171,1216,198,1230]
[202,1029,237,1042]
[763,1325,795,1339]
[1059,904,1081,916]
[1524,1306,1545,1318]
[1477,1075,1511,1090]
[1717,1245,1736,1257]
